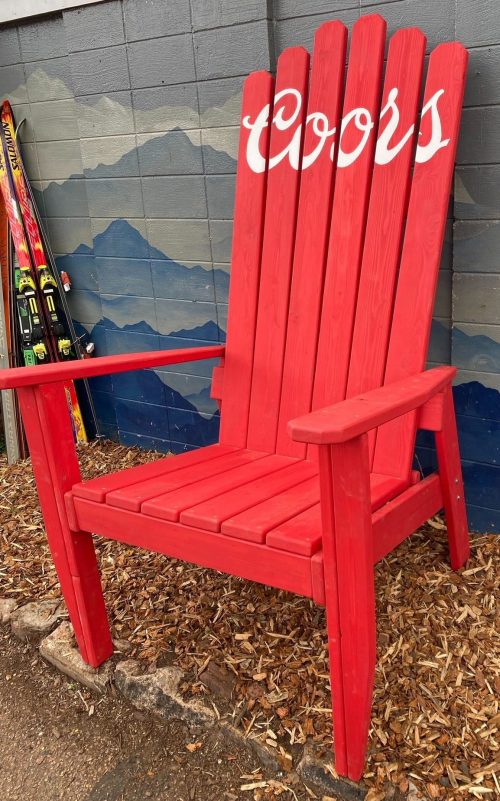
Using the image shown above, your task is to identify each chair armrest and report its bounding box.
[0,345,225,390]
[288,366,456,445]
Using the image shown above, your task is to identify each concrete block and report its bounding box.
[198,77,243,128]
[30,99,79,142]
[10,103,34,141]
[0,64,28,104]
[209,219,233,262]
[464,45,500,108]
[96,256,153,297]
[458,107,500,165]
[19,142,40,180]
[142,175,207,218]
[41,178,90,218]
[0,598,18,623]
[86,177,145,218]
[40,622,113,693]
[191,0,270,30]
[151,259,216,303]
[10,600,64,643]
[276,8,357,51]
[0,25,21,67]
[128,34,195,89]
[456,0,500,47]
[216,303,228,334]
[132,84,199,133]
[146,218,211,262]
[36,139,83,180]
[63,1,125,52]
[435,269,452,320]
[361,0,455,52]
[453,273,500,325]
[67,288,103,326]
[194,20,271,80]
[76,91,135,138]
[70,45,130,97]
[201,127,238,172]
[81,134,139,178]
[25,57,74,102]
[92,216,149,258]
[205,175,235,219]
[102,296,157,331]
[429,318,451,364]
[123,0,191,41]
[137,130,203,177]
[454,221,500,272]
[455,166,500,220]
[277,0,358,18]
[45,215,92,254]
[18,16,67,62]
[155,297,217,337]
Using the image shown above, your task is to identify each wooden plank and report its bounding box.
[374,42,468,480]
[73,443,235,503]
[312,14,386,416]
[265,472,407,556]
[72,495,314,600]
[180,460,317,532]
[219,70,274,448]
[290,366,456,445]
[276,21,347,458]
[106,448,269,512]
[0,344,225,390]
[222,475,319,543]
[372,473,443,562]
[139,454,294,521]
[347,28,426,409]
[246,46,310,452]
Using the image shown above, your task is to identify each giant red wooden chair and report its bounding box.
[0,15,470,781]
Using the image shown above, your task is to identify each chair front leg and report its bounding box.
[17,383,113,667]
[318,434,376,782]
[434,385,470,570]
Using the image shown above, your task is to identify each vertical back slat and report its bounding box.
[312,15,386,416]
[246,47,310,452]
[276,21,348,458]
[219,71,274,448]
[374,42,468,479]
[347,28,426,401]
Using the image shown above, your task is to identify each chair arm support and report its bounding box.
[288,366,456,445]
[0,345,225,390]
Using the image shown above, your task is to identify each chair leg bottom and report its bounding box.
[47,526,113,668]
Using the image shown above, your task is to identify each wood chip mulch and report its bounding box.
[0,441,498,800]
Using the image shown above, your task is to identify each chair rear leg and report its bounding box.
[435,386,470,570]
[320,436,377,782]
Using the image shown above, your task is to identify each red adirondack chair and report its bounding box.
[0,15,470,781]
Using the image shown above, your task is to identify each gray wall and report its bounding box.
[0,0,498,532]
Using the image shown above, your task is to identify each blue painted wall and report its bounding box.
[0,0,498,532]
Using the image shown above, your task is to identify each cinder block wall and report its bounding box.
[0,0,498,532]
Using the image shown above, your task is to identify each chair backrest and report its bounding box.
[219,14,467,482]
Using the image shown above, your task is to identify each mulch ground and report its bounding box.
[0,441,498,801]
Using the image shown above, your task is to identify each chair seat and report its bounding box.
[72,443,409,556]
